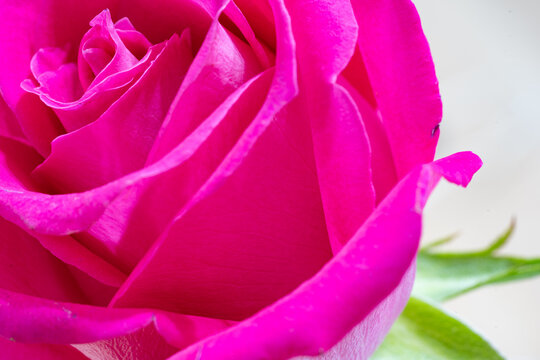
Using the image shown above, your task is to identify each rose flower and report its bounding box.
[0,0,481,359]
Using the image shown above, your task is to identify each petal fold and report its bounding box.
[167,152,481,359]
[21,10,161,134]
[32,31,192,193]
[0,289,231,359]
[351,0,442,176]
[147,20,262,163]
[0,338,87,360]
[108,0,303,318]
[0,217,84,303]
[284,0,375,253]
[0,1,114,155]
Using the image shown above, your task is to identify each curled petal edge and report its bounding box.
[0,288,231,350]
[0,150,480,358]
[166,151,482,360]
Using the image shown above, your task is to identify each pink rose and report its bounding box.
[0,0,481,359]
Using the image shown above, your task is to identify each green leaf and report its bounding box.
[371,297,504,360]
[413,221,540,302]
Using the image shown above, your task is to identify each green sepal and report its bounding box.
[371,297,504,360]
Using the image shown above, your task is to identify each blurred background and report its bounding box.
[413,0,540,358]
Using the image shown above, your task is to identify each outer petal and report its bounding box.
[0,289,231,360]
[73,325,178,360]
[298,263,415,359]
[166,152,482,360]
[351,0,442,177]
[0,338,87,360]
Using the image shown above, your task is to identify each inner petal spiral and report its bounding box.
[78,11,152,90]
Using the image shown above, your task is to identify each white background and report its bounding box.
[414,0,540,359]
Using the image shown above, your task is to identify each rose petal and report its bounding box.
[167,152,482,359]
[109,88,332,320]
[0,1,224,156]
[301,84,375,255]
[351,0,442,177]
[67,266,120,306]
[0,0,227,228]
[108,0,302,318]
[0,0,113,109]
[65,2,267,273]
[283,0,375,253]
[0,136,128,286]
[78,10,145,90]
[30,61,84,105]
[0,173,121,236]
[29,47,71,84]
[49,8,271,272]
[0,337,87,360]
[0,217,84,303]
[74,325,178,360]
[0,0,258,283]
[342,44,377,109]
[339,77,398,202]
[147,21,262,162]
[0,96,26,144]
[33,31,192,193]
[12,93,65,157]
[0,143,134,286]
[0,0,114,155]
[116,0,225,47]
[297,263,415,359]
[31,233,127,287]
[115,18,153,59]
[0,0,268,284]
[223,2,274,68]
[21,10,164,133]
[21,44,164,133]
[234,0,276,50]
[0,136,42,191]
[0,289,231,358]
[85,68,275,272]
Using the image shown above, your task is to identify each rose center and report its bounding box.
[78,11,152,90]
